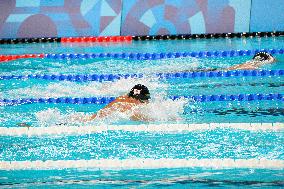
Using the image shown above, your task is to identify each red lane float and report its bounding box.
[0,54,44,63]
[61,36,132,43]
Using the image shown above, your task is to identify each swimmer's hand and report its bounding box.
[17,123,31,127]
[130,114,151,121]
[82,114,98,122]
[130,109,153,122]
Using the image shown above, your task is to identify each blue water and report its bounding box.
[1,130,283,161]
[1,168,283,188]
[0,37,284,188]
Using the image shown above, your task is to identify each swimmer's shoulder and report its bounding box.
[112,95,133,103]
[116,95,142,104]
[116,95,129,101]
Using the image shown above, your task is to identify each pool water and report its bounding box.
[0,37,284,188]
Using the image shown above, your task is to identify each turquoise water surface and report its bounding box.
[0,37,283,188]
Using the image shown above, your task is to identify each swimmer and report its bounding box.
[226,51,276,70]
[86,84,151,121]
[17,84,151,126]
[178,51,276,72]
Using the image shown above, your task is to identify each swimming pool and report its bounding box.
[0,36,284,188]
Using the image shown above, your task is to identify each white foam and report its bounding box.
[0,123,282,136]
[35,108,64,126]
[130,96,188,122]
[34,108,91,127]
[31,90,189,125]
[0,158,283,170]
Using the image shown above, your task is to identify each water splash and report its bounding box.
[35,108,89,127]
[136,95,188,122]
[34,96,189,126]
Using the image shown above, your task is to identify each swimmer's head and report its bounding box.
[252,52,276,64]
[128,84,150,103]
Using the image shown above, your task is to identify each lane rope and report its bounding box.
[43,48,284,60]
[0,31,283,45]
[1,93,283,106]
[0,54,44,63]
[132,31,284,41]
[61,36,132,43]
[0,69,283,82]
[0,123,283,137]
[1,48,283,63]
[0,36,132,45]
[0,158,283,170]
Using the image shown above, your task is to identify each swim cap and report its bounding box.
[253,52,274,62]
[128,84,151,102]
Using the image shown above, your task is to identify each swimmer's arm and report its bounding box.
[226,62,247,70]
[171,68,218,73]
[130,109,153,122]
[130,114,151,122]
[226,64,243,70]
[226,61,262,70]
[87,95,128,121]
[17,123,31,127]
[226,64,255,70]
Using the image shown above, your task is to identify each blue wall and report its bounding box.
[250,0,284,32]
[121,0,251,36]
[0,0,283,38]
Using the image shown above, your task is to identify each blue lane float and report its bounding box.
[170,93,283,102]
[0,70,283,82]
[43,48,284,61]
[0,97,116,106]
[1,93,283,106]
